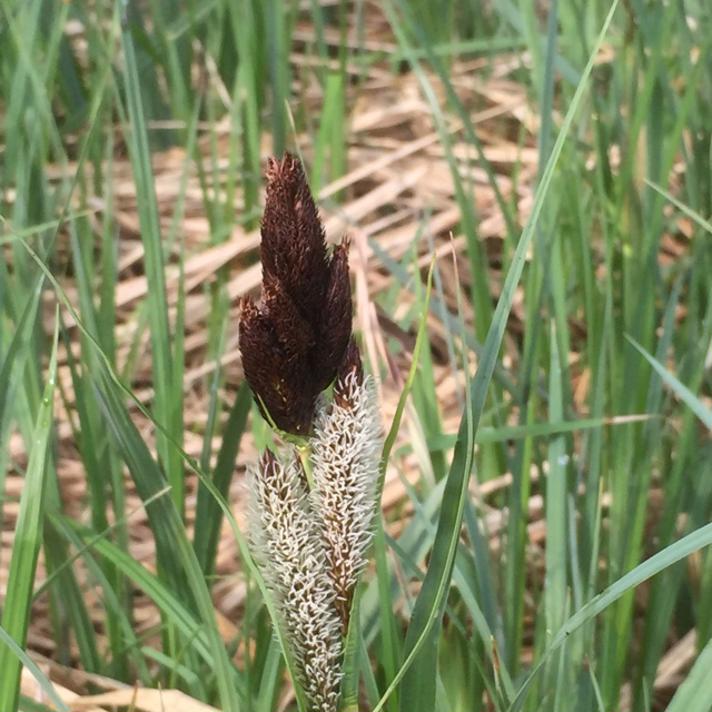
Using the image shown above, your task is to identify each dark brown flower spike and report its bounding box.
[239,153,353,435]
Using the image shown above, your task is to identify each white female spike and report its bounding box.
[249,451,343,712]
[309,344,383,629]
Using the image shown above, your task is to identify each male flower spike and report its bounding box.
[239,153,352,436]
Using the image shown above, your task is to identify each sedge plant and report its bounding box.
[239,154,382,712]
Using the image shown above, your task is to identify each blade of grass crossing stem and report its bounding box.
[55,517,228,674]
[0,624,68,712]
[0,280,43,439]
[511,522,712,710]
[44,516,152,685]
[626,336,712,429]
[646,180,712,235]
[36,487,170,600]
[119,11,182,513]
[0,316,58,712]
[374,4,621,711]
[193,382,252,577]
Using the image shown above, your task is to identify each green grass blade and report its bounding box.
[645,180,712,236]
[544,322,568,637]
[379,260,435,496]
[0,280,43,436]
[426,415,650,450]
[0,314,58,712]
[626,336,712,429]
[0,624,68,712]
[119,7,181,512]
[54,515,233,676]
[664,635,712,712]
[193,382,252,577]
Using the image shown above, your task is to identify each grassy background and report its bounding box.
[1,0,712,710]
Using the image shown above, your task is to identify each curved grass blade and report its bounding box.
[645,180,712,236]
[426,414,651,450]
[54,516,238,683]
[626,336,712,429]
[509,521,712,710]
[0,624,68,712]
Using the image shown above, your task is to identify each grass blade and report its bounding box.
[193,382,252,577]
[0,315,58,712]
[626,336,712,429]
[0,624,68,712]
[119,5,181,512]
[665,634,712,712]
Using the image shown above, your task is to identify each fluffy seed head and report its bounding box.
[309,344,383,630]
[248,449,343,711]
